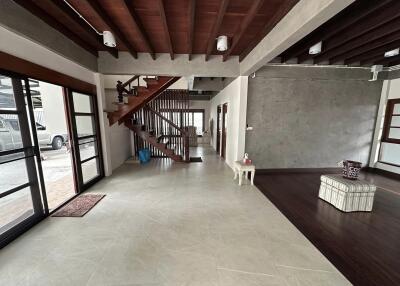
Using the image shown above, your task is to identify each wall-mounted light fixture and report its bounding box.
[309,41,322,55]
[384,48,399,58]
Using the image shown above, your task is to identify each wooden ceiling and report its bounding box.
[14,0,299,61]
[279,0,400,67]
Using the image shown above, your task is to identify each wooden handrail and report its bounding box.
[119,75,140,89]
[145,104,188,135]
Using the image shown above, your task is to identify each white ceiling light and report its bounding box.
[217,35,228,52]
[309,41,322,55]
[103,31,116,47]
[64,0,117,48]
[384,48,399,58]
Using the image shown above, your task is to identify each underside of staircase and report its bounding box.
[125,121,184,162]
[106,75,189,162]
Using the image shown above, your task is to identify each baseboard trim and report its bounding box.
[365,167,400,180]
[255,168,342,174]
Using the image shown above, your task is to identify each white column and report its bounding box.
[94,73,113,176]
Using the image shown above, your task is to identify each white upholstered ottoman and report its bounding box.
[319,175,376,212]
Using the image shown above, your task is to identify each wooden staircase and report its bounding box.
[107,76,180,126]
[125,120,185,162]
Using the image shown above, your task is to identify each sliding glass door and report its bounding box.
[0,73,44,246]
[68,91,103,190]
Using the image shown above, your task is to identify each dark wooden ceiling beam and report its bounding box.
[87,0,137,58]
[205,0,230,61]
[13,0,98,57]
[239,0,299,62]
[282,0,393,62]
[222,0,265,62]
[124,0,155,60]
[52,0,118,58]
[345,39,400,65]
[375,54,400,66]
[329,30,400,64]
[314,17,400,64]
[158,0,173,60]
[188,0,196,61]
[388,58,400,67]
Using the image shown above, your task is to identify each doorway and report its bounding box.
[0,74,44,246]
[221,103,228,159]
[216,105,221,154]
[0,70,104,247]
[30,80,76,211]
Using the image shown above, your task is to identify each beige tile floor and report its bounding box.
[0,146,351,286]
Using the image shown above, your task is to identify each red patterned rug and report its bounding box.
[52,194,105,217]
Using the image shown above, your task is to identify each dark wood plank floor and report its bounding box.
[255,171,400,286]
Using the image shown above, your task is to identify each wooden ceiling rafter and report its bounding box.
[52,0,118,58]
[123,0,155,60]
[222,0,265,62]
[345,39,400,65]
[13,0,98,57]
[188,0,196,61]
[87,0,137,58]
[314,16,400,64]
[205,0,230,61]
[329,30,400,64]
[239,0,299,62]
[282,0,393,62]
[158,0,174,60]
[375,54,400,66]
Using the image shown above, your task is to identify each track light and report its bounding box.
[103,31,116,47]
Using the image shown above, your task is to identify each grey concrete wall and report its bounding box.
[0,0,97,71]
[245,65,383,169]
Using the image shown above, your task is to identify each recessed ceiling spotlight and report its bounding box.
[309,41,322,55]
[384,48,399,58]
[217,35,228,52]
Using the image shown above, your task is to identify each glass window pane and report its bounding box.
[193,112,203,135]
[79,139,98,161]
[389,128,400,139]
[394,104,400,114]
[73,92,93,113]
[0,114,23,151]
[380,142,400,166]
[0,187,34,234]
[391,116,400,127]
[82,158,99,183]
[0,158,29,193]
[0,76,17,110]
[75,116,95,137]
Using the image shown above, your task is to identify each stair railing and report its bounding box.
[145,104,189,162]
[116,75,140,103]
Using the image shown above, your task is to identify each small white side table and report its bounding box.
[233,161,255,186]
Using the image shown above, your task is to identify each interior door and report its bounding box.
[67,90,104,191]
[221,103,228,159]
[0,73,45,248]
[216,105,221,154]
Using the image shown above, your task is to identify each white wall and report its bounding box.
[370,77,400,174]
[210,76,248,169]
[105,89,132,170]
